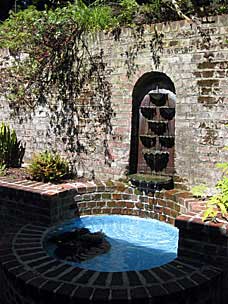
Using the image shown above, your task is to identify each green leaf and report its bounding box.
[202,207,217,222]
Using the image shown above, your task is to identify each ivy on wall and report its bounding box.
[0,0,227,111]
[0,0,227,174]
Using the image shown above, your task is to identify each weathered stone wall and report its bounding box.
[0,15,228,188]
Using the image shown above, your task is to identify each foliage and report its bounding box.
[28,150,71,182]
[0,122,25,168]
[0,163,6,176]
[118,0,139,25]
[1,0,228,173]
[0,2,117,108]
[191,184,208,198]
[1,0,228,111]
[203,131,228,222]
[0,2,116,171]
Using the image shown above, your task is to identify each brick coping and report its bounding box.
[0,177,102,196]
[0,224,222,303]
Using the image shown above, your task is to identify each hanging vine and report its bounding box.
[0,0,228,174]
[0,3,116,172]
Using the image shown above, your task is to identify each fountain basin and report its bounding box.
[140,135,156,148]
[0,180,224,304]
[143,151,169,172]
[129,173,174,193]
[44,215,179,272]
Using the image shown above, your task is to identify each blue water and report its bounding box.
[44,215,179,272]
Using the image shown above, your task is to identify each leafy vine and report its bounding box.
[0,0,228,175]
[0,3,116,173]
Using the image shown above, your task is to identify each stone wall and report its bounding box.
[1,15,228,188]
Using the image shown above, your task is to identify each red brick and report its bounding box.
[87,202,97,208]
[97,201,106,207]
[111,208,122,214]
[107,201,117,207]
[136,203,143,209]
[164,189,182,201]
[166,200,174,209]
[159,214,166,222]
[92,208,101,214]
[100,208,111,214]
[112,193,122,200]
[116,201,127,208]
[174,192,194,204]
[121,209,132,215]
[163,207,171,216]
[125,202,134,208]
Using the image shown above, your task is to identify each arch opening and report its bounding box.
[129,72,176,179]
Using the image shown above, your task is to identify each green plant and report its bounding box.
[202,162,228,222]
[0,122,25,168]
[203,125,228,222]
[1,2,227,113]
[28,150,70,182]
[118,0,139,24]
[191,184,208,198]
[0,162,6,176]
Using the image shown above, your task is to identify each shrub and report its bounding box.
[28,150,70,182]
[202,162,228,222]
[0,122,25,168]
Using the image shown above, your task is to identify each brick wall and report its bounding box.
[0,179,226,304]
[1,15,228,188]
[0,178,192,233]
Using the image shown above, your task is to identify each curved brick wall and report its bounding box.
[75,188,189,225]
[0,178,228,303]
[0,178,194,231]
[0,224,223,304]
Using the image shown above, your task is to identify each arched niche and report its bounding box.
[129,72,176,175]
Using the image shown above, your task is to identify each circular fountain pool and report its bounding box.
[44,215,179,272]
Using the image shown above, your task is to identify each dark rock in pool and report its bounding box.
[48,228,111,263]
